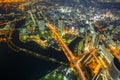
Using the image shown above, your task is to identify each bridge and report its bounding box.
[0,16,26,26]
[47,23,86,80]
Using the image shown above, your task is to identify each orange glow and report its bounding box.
[47,23,86,80]
[0,0,25,3]
[64,30,79,36]
[108,45,120,62]
[88,57,102,75]
[0,38,7,42]
[115,0,120,2]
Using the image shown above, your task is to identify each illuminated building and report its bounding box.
[58,19,64,34]
[38,20,46,31]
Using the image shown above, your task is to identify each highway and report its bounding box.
[47,23,86,80]
[37,7,86,79]
[0,16,26,26]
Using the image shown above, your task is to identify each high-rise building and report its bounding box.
[38,20,46,31]
[58,19,64,34]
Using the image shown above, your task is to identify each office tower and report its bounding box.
[58,19,64,34]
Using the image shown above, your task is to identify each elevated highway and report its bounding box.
[47,23,86,80]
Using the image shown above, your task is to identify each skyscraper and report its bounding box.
[58,19,64,34]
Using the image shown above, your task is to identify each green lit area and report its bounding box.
[40,66,78,80]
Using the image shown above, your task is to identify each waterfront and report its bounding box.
[0,0,120,80]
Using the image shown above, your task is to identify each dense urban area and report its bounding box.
[0,0,120,80]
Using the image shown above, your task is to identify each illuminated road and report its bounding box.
[0,16,26,26]
[65,30,79,37]
[0,16,25,41]
[47,23,86,80]
[0,28,12,35]
[7,37,66,65]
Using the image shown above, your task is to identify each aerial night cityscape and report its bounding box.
[0,0,120,80]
